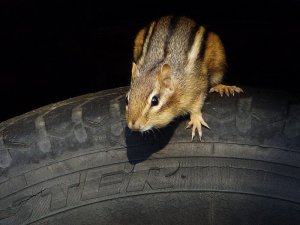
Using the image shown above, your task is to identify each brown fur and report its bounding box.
[133,28,147,62]
[126,16,230,133]
[203,32,226,86]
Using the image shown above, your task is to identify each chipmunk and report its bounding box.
[125,16,243,140]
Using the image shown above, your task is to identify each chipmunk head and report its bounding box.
[126,63,176,132]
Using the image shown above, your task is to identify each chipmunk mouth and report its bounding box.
[129,126,152,133]
[140,126,152,132]
[128,121,151,132]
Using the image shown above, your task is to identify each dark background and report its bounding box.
[1,0,299,122]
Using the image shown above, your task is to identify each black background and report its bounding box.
[1,0,299,122]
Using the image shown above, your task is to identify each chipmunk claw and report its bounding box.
[186,113,209,141]
[209,84,243,97]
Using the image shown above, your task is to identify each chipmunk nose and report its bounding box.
[128,120,141,131]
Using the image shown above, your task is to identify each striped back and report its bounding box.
[134,16,208,77]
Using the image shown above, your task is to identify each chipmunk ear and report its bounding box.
[157,64,173,91]
[131,62,139,81]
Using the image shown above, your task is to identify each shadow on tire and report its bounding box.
[125,118,183,164]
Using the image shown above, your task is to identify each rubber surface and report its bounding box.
[0,86,300,225]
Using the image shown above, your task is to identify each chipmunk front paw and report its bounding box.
[209,84,243,97]
[186,113,210,141]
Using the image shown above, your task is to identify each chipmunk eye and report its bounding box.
[151,96,159,106]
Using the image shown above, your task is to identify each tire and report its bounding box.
[0,86,299,225]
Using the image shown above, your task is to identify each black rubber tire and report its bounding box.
[0,86,300,225]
